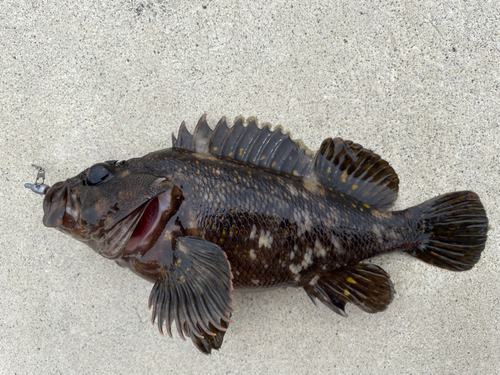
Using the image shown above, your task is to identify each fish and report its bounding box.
[38,115,489,354]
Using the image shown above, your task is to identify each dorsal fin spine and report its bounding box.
[172,115,398,208]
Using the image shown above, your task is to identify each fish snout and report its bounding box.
[42,182,78,229]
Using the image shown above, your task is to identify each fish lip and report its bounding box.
[42,182,78,229]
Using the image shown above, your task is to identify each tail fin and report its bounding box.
[407,191,488,271]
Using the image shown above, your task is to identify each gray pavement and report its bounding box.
[1,1,499,373]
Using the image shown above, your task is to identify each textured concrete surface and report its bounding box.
[1,1,499,373]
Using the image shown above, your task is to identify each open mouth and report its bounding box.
[124,191,172,255]
[43,182,177,258]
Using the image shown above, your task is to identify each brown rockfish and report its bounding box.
[37,115,488,354]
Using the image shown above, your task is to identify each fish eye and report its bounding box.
[86,164,113,186]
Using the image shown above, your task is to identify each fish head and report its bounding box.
[42,159,177,259]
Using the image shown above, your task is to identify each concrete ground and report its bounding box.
[1,1,499,373]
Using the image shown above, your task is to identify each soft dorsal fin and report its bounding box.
[172,115,399,208]
[312,137,399,209]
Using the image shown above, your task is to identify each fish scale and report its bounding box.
[164,149,414,288]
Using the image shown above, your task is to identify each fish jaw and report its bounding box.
[43,181,79,230]
[42,179,174,260]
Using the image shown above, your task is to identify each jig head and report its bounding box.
[24,164,50,195]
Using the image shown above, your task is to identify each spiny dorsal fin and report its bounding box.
[172,121,193,150]
[311,138,399,209]
[172,115,315,176]
[172,116,399,208]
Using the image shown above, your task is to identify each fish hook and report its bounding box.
[24,164,50,195]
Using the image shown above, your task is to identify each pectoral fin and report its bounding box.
[149,236,233,353]
[304,263,394,316]
[188,316,230,354]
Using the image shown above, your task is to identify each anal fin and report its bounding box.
[304,264,395,316]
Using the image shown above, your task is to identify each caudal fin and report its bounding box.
[407,191,488,271]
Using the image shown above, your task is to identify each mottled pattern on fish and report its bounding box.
[132,148,417,289]
[40,115,489,354]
